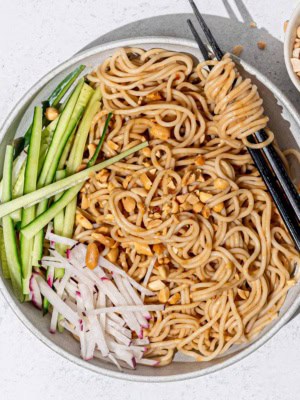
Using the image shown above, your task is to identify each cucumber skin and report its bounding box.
[22,64,86,151]
[38,79,84,188]
[2,146,24,301]
[0,226,10,279]
[32,81,91,267]
[61,90,102,243]
[20,107,43,295]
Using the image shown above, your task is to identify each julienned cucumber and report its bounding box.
[2,146,24,301]
[22,65,86,152]
[43,170,67,314]
[0,226,10,279]
[20,107,43,294]
[38,117,59,175]
[53,170,67,279]
[32,81,93,266]
[24,184,82,240]
[61,87,102,245]
[67,86,102,174]
[38,79,84,188]
[0,142,148,221]
[48,65,86,108]
[87,112,112,168]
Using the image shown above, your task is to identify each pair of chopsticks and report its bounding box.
[187,0,300,251]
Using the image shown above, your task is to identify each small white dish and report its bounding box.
[284,2,300,91]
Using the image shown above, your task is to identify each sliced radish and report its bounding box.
[29,274,42,310]
[99,256,155,296]
[46,223,77,247]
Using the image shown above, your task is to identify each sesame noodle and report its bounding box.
[72,48,299,365]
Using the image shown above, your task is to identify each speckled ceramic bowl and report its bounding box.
[0,37,299,382]
[284,2,300,91]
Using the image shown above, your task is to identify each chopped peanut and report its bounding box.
[96,226,110,234]
[146,91,162,101]
[257,41,266,50]
[96,169,110,183]
[122,175,132,189]
[180,201,193,211]
[186,193,199,205]
[214,178,229,190]
[150,124,171,141]
[291,58,300,72]
[108,182,115,191]
[213,202,225,213]
[170,200,178,214]
[91,233,115,248]
[158,287,170,303]
[122,197,136,213]
[197,173,205,182]
[141,147,151,158]
[284,20,288,32]
[168,292,181,305]
[140,173,152,190]
[147,219,162,229]
[107,140,119,151]
[153,243,165,255]
[86,243,99,270]
[202,205,211,219]
[177,193,188,203]
[106,247,119,263]
[45,107,59,121]
[87,143,97,158]
[250,21,257,28]
[134,242,153,256]
[232,45,244,56]
[199,192,213,203]
[76,212,93,229]
[81,194,89,210]
[195,154,205,166]
[193,201,203,213]
[148,279,166,291]
[167,180,176,190]
[157,266,168,279]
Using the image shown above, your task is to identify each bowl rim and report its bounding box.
[284,2,300,91]
[0,36,300,382]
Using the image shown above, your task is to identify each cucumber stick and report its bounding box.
[0,226,10,279]
[58,84,94,170]
[20,107,43,294]
[53,170,67,279]
[26,183,82,240]
[0,142,148,221]
[32,81,92,266]
[43,170,66,314]
[38,117,59,175]
[61,87,102,244]
[22,65,86,151]
[49,65,85,108]
[2,146,24,301]
[37,79,85,188]
[67,86,102,174]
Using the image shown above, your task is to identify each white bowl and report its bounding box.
[284,2,300,91]
[0,37,300,382]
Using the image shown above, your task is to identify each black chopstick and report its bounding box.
[188,0,300,219]
[255,129,300,220]
[187,8,300,251]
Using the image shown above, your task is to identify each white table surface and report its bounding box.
[0,1,299,399]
